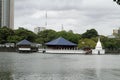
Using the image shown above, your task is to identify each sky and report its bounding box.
[15,0,120,35]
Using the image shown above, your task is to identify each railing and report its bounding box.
[40,48,86,54]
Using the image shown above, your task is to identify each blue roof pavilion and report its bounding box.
[45,37,77,49]
[16,39,38,53]
[46,37,77,46]
[17,39,32,46]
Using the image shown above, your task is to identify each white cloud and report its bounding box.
[15,0,120,35]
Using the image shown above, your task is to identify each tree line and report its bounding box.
[0,27,120,50]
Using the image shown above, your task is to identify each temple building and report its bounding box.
[45,37,77,49]
[92,38,105,55]
[17,39,38,53]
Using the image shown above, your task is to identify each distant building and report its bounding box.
[113,28,120,37]
[118,28,120,34]
[113,29,118,35]
[107,35,115,38]
[34,27,46,34]
[0,0,14,29]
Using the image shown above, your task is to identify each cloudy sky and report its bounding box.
[15,0,120,35]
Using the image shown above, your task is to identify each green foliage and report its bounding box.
[0,27,37,43]
[82,29,98,38]
[1,27,120,51]
[7,35,22,43]
[103,38,119,49]
[57,31,81,44]
[14,28,37,42]
[37,30,81,44]
[78,38,96,49]
[0,27,14,43]
[37,29,57,44]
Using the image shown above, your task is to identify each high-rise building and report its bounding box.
[0,0,14,29]
[34,27,46,34]
[113,29,118,35]
[0,0,2,27]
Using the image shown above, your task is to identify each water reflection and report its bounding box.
[95,56,102,80]
[12,69,100,80]
[0,53,14,80]
[0,53,120,80]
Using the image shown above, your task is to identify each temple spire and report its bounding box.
[95,37,102,50]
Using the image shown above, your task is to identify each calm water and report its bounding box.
[0,52,120,80]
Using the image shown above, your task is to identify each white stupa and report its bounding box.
[92,38,105,55]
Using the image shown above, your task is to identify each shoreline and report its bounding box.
[0,47,120,54]
[0,52,120,55]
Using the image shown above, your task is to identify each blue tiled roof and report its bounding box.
[45,37,77,46]
[17,39,32,45]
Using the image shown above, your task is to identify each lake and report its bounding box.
[0,52,120,80]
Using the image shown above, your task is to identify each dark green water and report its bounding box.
[0,52,120,80]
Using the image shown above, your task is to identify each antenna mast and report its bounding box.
[45,11,47,27]
[61,24,64,31]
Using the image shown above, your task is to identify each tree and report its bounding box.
[103,38,119,50]
[14,28,37,42]
[57,31,81,44]
[7,35,22,43]
[68,30,73,33]
[113,0,120,5]
[78,38,96,49]
[37,29,57,44]
[57,31,68,39]
[0,27,14,43]
[81,29,98,38]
